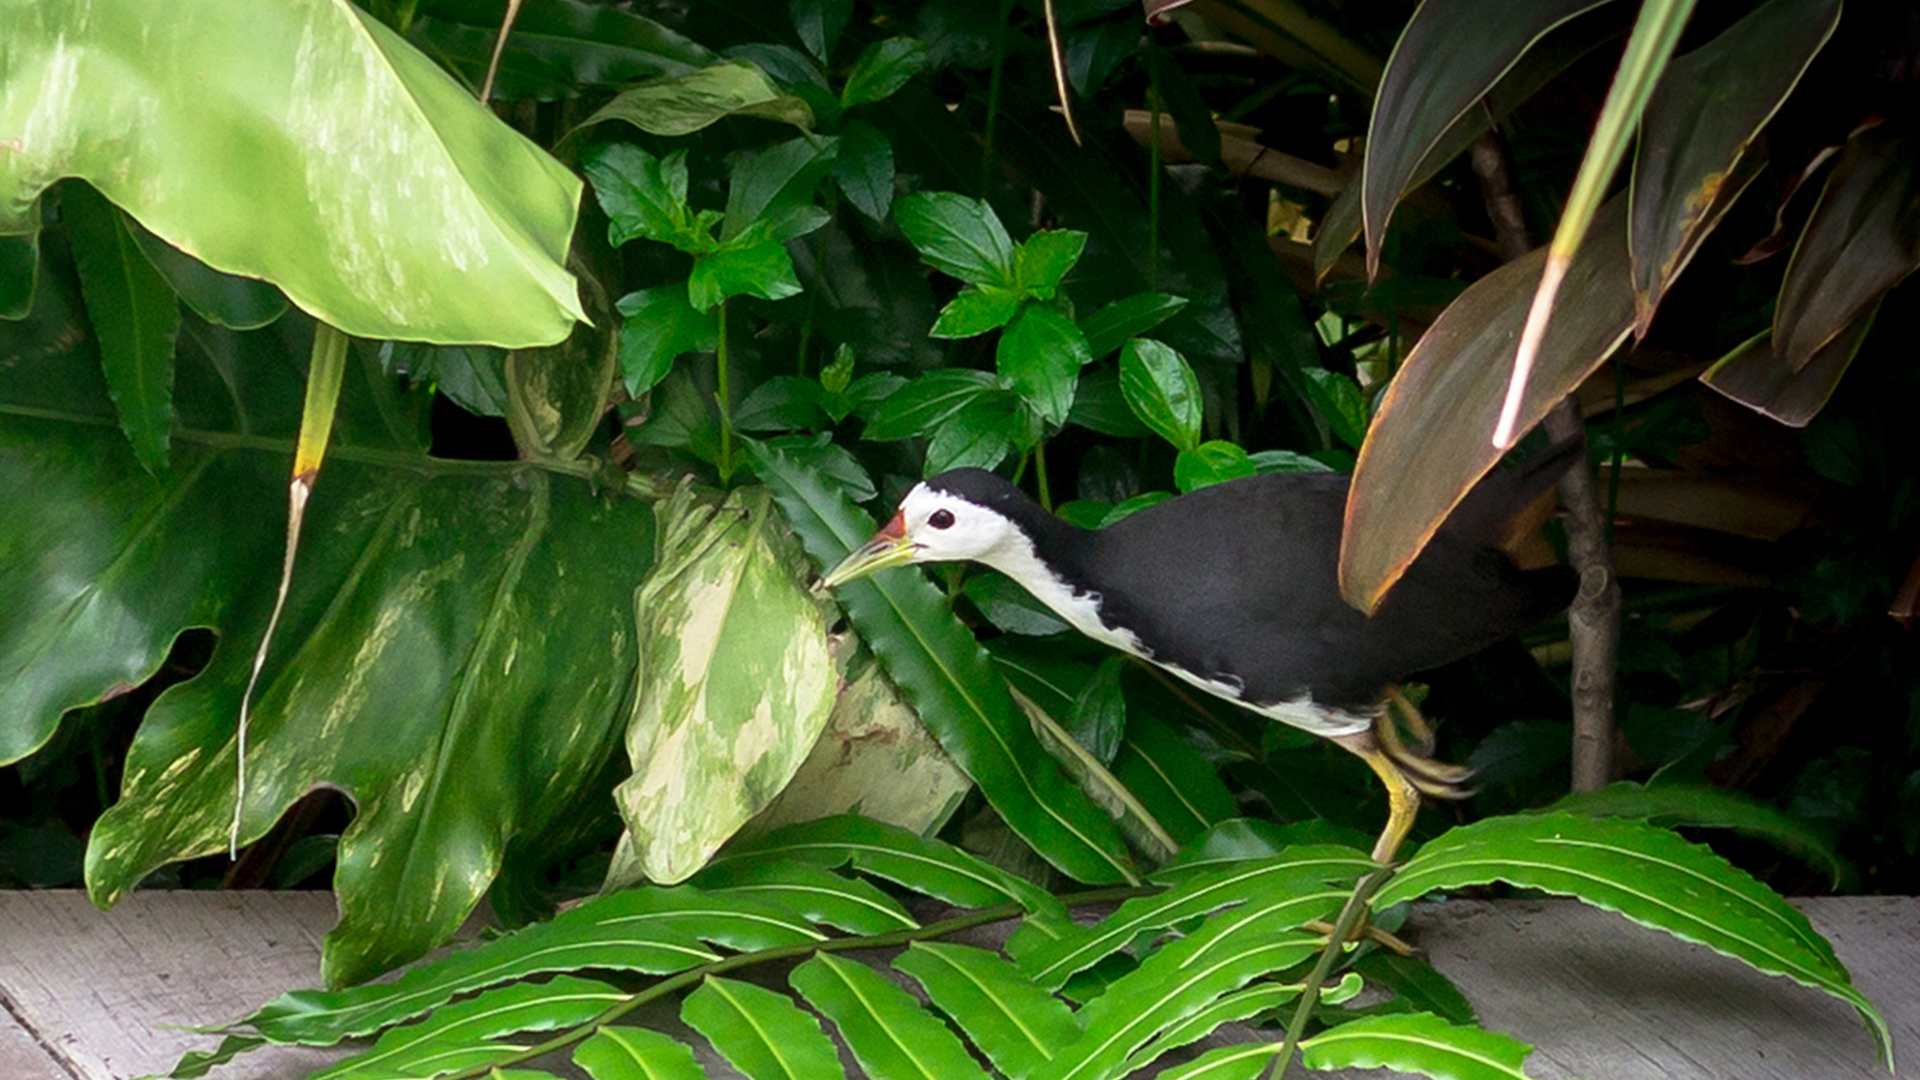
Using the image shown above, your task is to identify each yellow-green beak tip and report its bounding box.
[821,511,917,588]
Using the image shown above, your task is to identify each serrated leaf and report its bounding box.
[1299,368,1369,451]
[693,855,917,935]
[931,285,1025,339]
[998,305,1090,427]
[751,446,1135,885]
[62,183,180,474]
[309,975,624,1080]
[682,976,847,1080]
[1374,813,1891,1066]
[1038,895,1333,1080]
[1080,293,1189,360]
[1546,780,1849,887]
[1015,230,1089,299]
[793,953,991,1080]
[3,0,582,346]
[574,1027,706,1080]
[582,59,812,137]
[859,368,1000,441]
[587,144,694,249]
[1173,441,1255,493]
[1118,338,1202,451]
[608,485,836,886]
[1300,1013,1538,1080]
[1020,849,1368,991]
[615,286,716,396]
[832,119,898,220]
[842,37,929,108]
[242,884,819,1045]
[895,191,1016,287]
[895,942,1079,1080]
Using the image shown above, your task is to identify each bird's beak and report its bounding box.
[821,511,918,588]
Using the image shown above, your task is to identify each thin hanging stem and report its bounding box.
[715,300,735,484]
[1269,865,1396,1080]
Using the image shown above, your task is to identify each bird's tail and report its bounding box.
[1377,690,1475,800]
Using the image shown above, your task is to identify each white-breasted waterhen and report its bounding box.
[822,443,1578,866]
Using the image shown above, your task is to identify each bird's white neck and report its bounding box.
[976,532,1152,660]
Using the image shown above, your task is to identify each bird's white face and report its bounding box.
[893,483,1023,565]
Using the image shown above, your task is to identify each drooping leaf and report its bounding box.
[606,485,836,887]
[1700,310,1873,428]
[1629,0,1838,334]
[0,296,650,986]
[580,59,813,137]
[1300,1013,1542,1080]
[843,37,930,108]
[1774,125,1920,371]
[1119,338,1202,452]
[894,942,1080,1080]
[693,855,917,936]
[792,952,992,1080]
[574,1026,707,1080]
[126,218,288,331]
[408,0,714,101]
[682,976,848,1080]
[1343,197,1633,612]
[895,191,1018,288]
[751,446,1135,885]
[1546,780,1849,887]
[307,975,625,1080]
[998,305,1092,427]
[1363,0,1620,273]
[61,183,180,474]
[0,0,583,346]
[1373,813,1891,1066]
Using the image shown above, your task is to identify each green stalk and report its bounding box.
[715,300,734,484]
[1034,438,1053,511]
[1270,864,1396,1079]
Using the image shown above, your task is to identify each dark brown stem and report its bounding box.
[1470,131,1621,792]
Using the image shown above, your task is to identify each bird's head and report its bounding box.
[821,469,1031,587]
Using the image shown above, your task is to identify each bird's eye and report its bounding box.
[928,509,956,530]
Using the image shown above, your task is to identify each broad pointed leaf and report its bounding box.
[1373,813,1891,1066]
[1080,293,1189,361]
[930,285,1026,339]
[998,305,1091,428]
[1629,0,1839,334]
[792,952,991,1080]
[0,0,583,346]
[752,445,1134,885]
[841,37,929,108]
[682,976,847,1080]
[1015,230,1089,299]
[1775,125,1920,371]
[1365,0,1619,273]
[832,119,898,221]
[614,286,717,396]
[587,144,696,249]
[1119,338,1202,452]
[61,183,180,474]
[127,219,288,332]
[1701,308,1873,428]
[859,368,1001,440]
[1343,197,1633,612]
[607,485,836,887]
[0,283,650,986]
[895,192,1018,288]
[581,59,813,137]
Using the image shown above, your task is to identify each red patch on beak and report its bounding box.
[877,510,907,541]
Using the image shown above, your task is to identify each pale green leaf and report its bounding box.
[1301,1013,1538,1080]
[1,0,582,346]
[582,59,812,137]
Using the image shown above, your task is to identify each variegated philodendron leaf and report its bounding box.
[608,484,837,886]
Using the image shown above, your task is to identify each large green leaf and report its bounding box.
[0,0,583,347]
[605,485,836,887]
[1342,197,1633,612]
[1774,125,1920,372]
[1629,0,1838,334]
[1372,813,1891,1066]
[751,445,1135,885]
[1364,0,1618,273]
[0,266,650,986]
[1300,1013,1542,1080]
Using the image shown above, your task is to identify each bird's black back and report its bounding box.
[932,451,1575,712]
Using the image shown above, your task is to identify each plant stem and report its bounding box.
[715,300,735,484]
[1270,864,1396,1080]
[1034,439,1053,510]
[981,0,1013,195]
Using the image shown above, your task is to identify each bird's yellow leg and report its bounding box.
[1332,729,1425,866]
